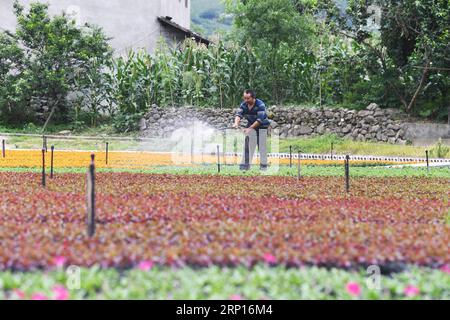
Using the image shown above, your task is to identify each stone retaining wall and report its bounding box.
[140,103,411,144]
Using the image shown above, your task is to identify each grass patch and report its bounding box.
[279,134,450,158]
[5,135,139,151]
[1,164,449,178]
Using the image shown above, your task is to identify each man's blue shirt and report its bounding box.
[235,99,270,128]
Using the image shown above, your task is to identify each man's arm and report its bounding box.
[246,103,267,131]
[233,116,241,129]
[248,120,261,130]
[233,105,245,128]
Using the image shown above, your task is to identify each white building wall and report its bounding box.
[159,0,190,29]
[0,0,191,53]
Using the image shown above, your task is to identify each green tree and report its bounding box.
[0,32,27,123]
[224,0,316,104]
[318,0,450,122]
[0,1,112,129]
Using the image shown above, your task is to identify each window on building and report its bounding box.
[185,0,188,8]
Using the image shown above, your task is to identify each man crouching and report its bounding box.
[232,89,270,171]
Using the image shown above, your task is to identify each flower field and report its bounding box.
[0,149,421,169]
[0,168,449,299]
[0,172,448,271]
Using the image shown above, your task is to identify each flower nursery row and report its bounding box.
[0,172,448,271]
[0,150,420,169]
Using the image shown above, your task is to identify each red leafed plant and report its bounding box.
[0,173,448,271]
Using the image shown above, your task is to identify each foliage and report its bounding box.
[3,163,450,178]
[430,139,450,159]
[1,0,449,131]
[318,0,450,120]
[0,1,112,127]
[108,39,261,130]
[0,172,448,270]
[225,0,317,104]
[0,149,425,171]
[0,265,449,300]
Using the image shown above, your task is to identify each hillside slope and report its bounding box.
[191,0,231,36]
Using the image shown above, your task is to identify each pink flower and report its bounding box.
[53,256,67,268]
[31,293,48,300]
[404,285,420,297]
[12,289,25,299]
[440,265,450,274]
[229,294,243,300]
[138,260,153,271]
[53,285,70,300]
[346,282,361,296]
[263,253,277,265]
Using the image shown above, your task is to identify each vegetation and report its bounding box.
[0,1,111,128]
[0,171,448,299]
[1,1,449,132]
[279,134,450,158]
[317,0,450,121]
[1,265,449,300]
[1,164,450,178]
[2,132,449,158]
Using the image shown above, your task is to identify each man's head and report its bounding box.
[243,89,256,106]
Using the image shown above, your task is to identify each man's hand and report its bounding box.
[233,116,241,129]
[243,128,253,135]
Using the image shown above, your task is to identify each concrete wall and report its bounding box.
[0,0,191,53]
[160,0,190,29]
[404,123,450,146]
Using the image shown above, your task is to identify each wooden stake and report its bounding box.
[87,154,96,238]
[2,139,5,158]
[41,149,46,187]
[50,146,54,179]
[297,152,301,180]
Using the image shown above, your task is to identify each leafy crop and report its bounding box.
[1,265,449,300]
[0,173,448,271]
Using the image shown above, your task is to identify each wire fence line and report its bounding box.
[1,132,450,165]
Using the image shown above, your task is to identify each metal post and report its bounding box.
[234,136,238,164]
[345,155,350,193]
[244,135,250,170]
[222,130,227,166]
[106,142,109,165]
[289,146,293,168]
[217,145,221,173]
[426,150,429,172]
[331,142,334,160]
[2,139,5,158]
[43,136,48,152]
[50,146,54,179]
[41,149,46,187]
[87,154,96,237]
[297,152,301,180]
